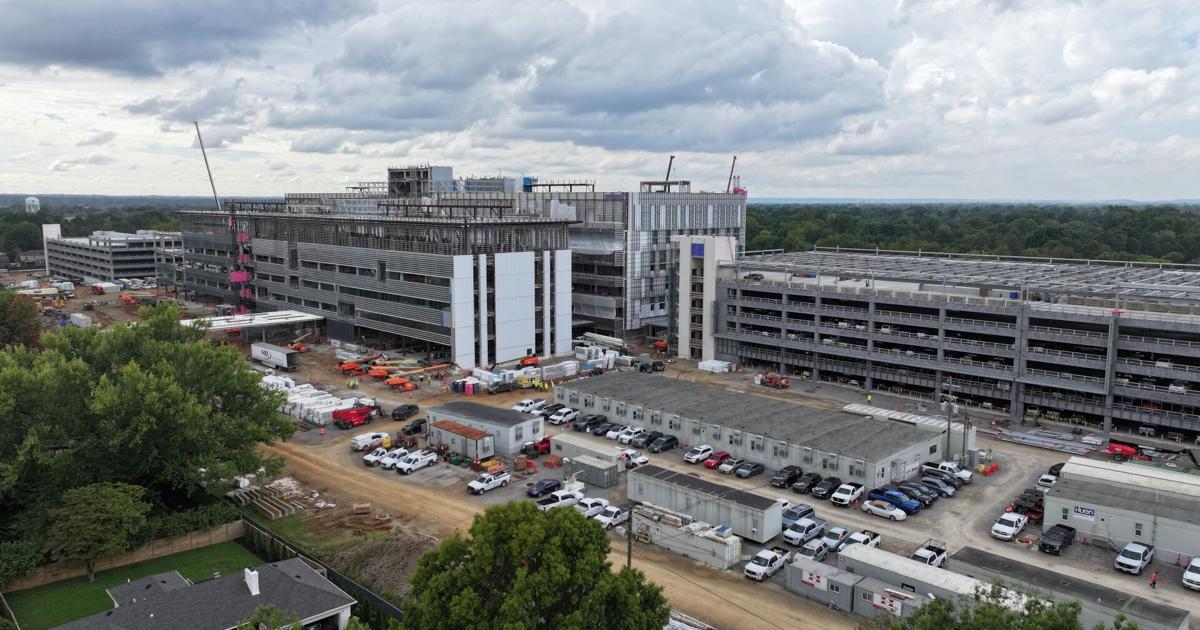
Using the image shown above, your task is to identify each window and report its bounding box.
[829,584,840,594]
[568,392,579,405]
[929,444,938,455]
[338,265,356,274]
[901,583,915,593]
[861,592,870,602]
[319,263,336,272]
[1061,507,1068,520]
[301,260,318,269]
[632,408,643,421]
[515,425,524,441]
[802,447,813,464]
[1135,523,1143,536]
[289,275,299,288]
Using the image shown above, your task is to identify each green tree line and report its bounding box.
[0,206,182,255]
[747,204,1200,263]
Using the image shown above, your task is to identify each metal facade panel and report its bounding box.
[451,255,477,369]
[493,251,535,363]
[554,250,573,355]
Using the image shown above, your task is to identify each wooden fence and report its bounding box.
[4,521,245,592]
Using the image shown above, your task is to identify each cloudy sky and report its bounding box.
[0,0,1197,200]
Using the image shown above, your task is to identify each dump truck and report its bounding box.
[251,343,300,371]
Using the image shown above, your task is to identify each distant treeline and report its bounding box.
[0,206,182,256]
[747,204,1200,264]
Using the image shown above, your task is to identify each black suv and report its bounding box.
[400,418,427,436]
[811,476,842,499]
[1038,524,1076,555]
[771,466,803,488]
[392,404,419,421]
[631,431,663,449]
[574,414,607,432]
[648,435,679,453]
[791,473,822,494]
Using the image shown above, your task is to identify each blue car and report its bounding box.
[867,489,921,514]
[526,479,562,498]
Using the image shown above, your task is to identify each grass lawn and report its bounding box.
[5,541,263,630]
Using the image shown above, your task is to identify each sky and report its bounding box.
[0,0,1197,200]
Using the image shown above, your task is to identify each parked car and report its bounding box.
[575,497,610,518]
[917,476,957,497]
[1039,524,1076,555]
[631,431,663,449]
[619,449,649,468]
[895,483,938,507]
[392,404,420,420]
[830,483,865,507]
[884,483,932,507]
[744,548,791,581]
[400,418,427,436]
[547,407,578,425]
[718,458,746,474]
[861,499,907,521]
[487,380,515,394]
[920,467,963,488]
[811,476,843,500]
[791,473,822,494]
[921,461,973,484]
[735,462,766,478]
[467,470,511,494]
[394,450,437,474]
[617,426,645,443]
[510,399,546,414]
[782,517,827,546]
[771,466,804,488]
[1114,542,1154,575]
[845,530,881,549]
[526,480,561,499]
[781,504,815,528]
[910,539,948,567]
[594,506,631,530]
[797,538,828,562]
[822,526,852,552]
[1048,462,1065,477]
[1036,474,1058,492]
[379,448,411,470]
[990,512,1029,541]
[535,403,565,417]
[591,422,617,436]
[606,424,628,440]
[865,489,921,514]
[574,414,606,432]
[683,445,714,464]
[648,435,679,453]
[1183,558,1200,591]
[350,432,390,452]
[536,490,583,512]
[362,446,389,467]
[704,451,732,469]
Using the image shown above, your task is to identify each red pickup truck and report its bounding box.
[333,405,380,429]
[521,436,552,457]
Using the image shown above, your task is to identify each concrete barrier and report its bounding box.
[5,520,245,592]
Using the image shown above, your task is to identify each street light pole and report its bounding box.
[940,383,958,459]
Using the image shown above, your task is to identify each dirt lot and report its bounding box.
[264,350,1200,628]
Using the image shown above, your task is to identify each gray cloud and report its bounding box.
[49,153,116,172]
[77,131,116,146]
[0,0,371,76]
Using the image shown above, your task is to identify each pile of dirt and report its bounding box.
[326,532,439,600]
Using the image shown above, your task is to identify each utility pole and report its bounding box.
[626,508,634,568]
[940,383,959,458]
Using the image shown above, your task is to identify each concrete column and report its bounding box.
[1103,315,1120,435]
[812,294,823,381]
[478,254,488,368]
[542,250,552,358]
[1011,306,1029,420]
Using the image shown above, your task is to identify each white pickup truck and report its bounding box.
[395,450,438,474]
[362,447,389,466]
[379,448,411,470]
[744,547,791,581]
[467,469,511,494]
[1114,542,1155,575]
[909,539,948,568]
[830,482,865,506]
[922,461,974,484]
[536,489,583,512]
[593,506,631,529]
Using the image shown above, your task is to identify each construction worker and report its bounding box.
[866,392,873,405]
[1150,570,1159,589]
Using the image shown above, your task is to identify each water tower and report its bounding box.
[24,197,39,214]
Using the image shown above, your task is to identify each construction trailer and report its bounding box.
[427,401,544,459]
[783,556,863,612]
[428,420,494,460]
[567,455,619,489]
[949,547,1189,630]
[627,464,782,544]
[548,431,626,473]
[558,372,944,490]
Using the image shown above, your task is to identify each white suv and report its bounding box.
[547,407,578,425]
[617,427,645,444]
[683,445,713,464]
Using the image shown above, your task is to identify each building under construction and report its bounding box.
[175,192,572,369]
[178,163,747,349]
[682,241,1200,437]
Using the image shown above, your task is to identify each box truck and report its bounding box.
[250,343,300,371]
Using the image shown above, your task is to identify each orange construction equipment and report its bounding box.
[337,361,366,375]
[759,372,790,389]
[367,367,392,379]
[287,332,312,353]
[519,355,541,367]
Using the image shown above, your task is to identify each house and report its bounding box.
[54,558,355,630]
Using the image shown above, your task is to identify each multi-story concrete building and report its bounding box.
[42,226,181,282]
[176,197,572,370]
[687,246,1200,437]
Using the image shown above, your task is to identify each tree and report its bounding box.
[237,604,299,629]
[45,483,150,581]
[0,291,41,347]
[861,582,1138,630]
[1,222,41,252]
[0,302,291,544]
[402,501,670,630]
[0,540,42,588]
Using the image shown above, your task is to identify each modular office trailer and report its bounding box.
[627,464,781,543]
[702,248,1200,437]
[557,372,944,490]
[427,401,544,459]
